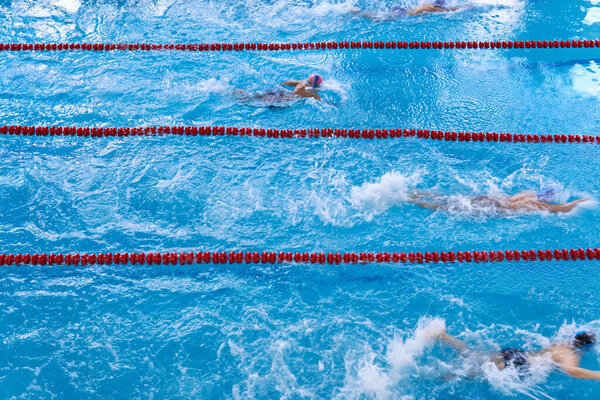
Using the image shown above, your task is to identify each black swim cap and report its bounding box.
[574,331,596,348]
[501,348,529,371]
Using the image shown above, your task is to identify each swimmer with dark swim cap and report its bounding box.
[350,1,472,20]
[409,188,588,214]
[235,74,323,105]
[430,327,600,380]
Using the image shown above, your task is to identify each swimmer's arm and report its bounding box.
[282,80,301,87]
[306,91,322,101]
[535,199,587,213]
[413,200,444,211]
[561,366,600,380]
[498,199,587,213]
[408,4,472,15]
[407,5,445,15]
[438,332,467,351]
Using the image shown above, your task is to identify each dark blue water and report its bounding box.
[1,0,600,398]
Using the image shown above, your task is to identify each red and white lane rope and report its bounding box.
[1,248,599,266]
[2,125,599,144]
[0,40,599,52]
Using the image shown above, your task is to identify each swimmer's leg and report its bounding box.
[348,8,380,21]
[414,200,446,211]
[413,189,448,201]
[407,190,448,211]
[234,89,253,101]
[438,332,468,352]
[407,4,472,15]
[235,89,291,103]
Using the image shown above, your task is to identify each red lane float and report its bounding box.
[0,248,599,266]
[2,125,600,144]
[0,40,598,52]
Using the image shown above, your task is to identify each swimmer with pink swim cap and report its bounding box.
[235,73,324,105]
[281,74,323,100]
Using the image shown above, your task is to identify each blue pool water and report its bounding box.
[1,0,600,398]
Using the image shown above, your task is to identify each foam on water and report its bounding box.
[583,7,600,24]
[348,171,423,221]
[387,317,446,371]
[338,317,446,399]
[51,0,81,14]
[570,61,600,97]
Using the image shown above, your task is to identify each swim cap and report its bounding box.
[500,348,529,370]
[536,188,557,203]
[307,74,323,88]
[574,331,596,350]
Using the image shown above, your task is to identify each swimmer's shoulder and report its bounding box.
[540,344,578,365]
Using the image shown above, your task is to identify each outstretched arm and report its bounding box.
[282,80,300,87]
[561,366,600,380]
[500,198,588,213]
[408,4,472,15]
[536,199,587,213]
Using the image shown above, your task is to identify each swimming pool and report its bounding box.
[1,0,600,398]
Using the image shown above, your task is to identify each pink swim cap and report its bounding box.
[307,74,323,88]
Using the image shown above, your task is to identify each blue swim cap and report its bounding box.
[536,188,557,203]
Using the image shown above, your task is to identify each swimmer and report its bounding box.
[350,1,472,20]
[235,74,323,105]
[430,327,600,380]
[409,188,588,213]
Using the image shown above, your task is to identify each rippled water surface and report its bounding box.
[1,0,600,398]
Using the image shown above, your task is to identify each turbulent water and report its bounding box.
[1,0,600,398]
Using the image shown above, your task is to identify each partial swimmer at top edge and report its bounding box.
[349,1,473,21]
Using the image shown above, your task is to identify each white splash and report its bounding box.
[51,0,81,13]
[570,61,600,97]
[348,171,422,221]
[312,0,357,16]
[337,317,444,399]
[387,317,446,371]
[584,7,600,24]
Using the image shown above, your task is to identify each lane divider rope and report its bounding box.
[0,40,598,52]
[1,248,599,266]
[2,125,600,144]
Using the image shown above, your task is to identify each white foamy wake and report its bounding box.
[51,0,81,13]
[319,78,350,102]
[570,61,600,97]
[387,317,446,371]
[337,317,445,399]
[311,0,357,16]
[311,170,422,226]
[584,7,600,24]
[348,171,422,222]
